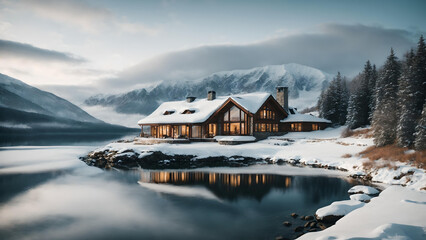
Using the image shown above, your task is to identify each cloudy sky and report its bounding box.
[1,0,425,103]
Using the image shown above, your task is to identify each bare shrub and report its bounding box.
[341,127,353,138]
[342,127,373,138]
[359,145,426,169]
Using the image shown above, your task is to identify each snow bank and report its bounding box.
[299,186,426,240]
[316,200,365,219]
[214,136,256,142]
[349,194,372,202]
[348,185,379,195]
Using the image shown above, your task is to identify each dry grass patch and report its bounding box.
[341,153,352,158]
[360,145,426,170]
[341,128,373,138]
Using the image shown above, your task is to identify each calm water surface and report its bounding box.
[0,140,362,240]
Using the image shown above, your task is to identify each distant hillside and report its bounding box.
[0,73,101,123]
[0,73,136,135]
[85,63,332,115]
[0,107,138,146]
[0,107,131,133]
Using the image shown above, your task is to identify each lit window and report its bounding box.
[179,125,188,136]
[259,106,276,120]
[273,124,278,132]
[291,123,302,131]
[312,124,319,131]
[208,123,217,136]
[224,123,230,134]
[222,105,247,135]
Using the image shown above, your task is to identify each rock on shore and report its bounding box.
[80,147,263,170]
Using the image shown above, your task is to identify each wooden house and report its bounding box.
[138,87,331,140]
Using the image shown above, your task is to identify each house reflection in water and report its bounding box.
[139,171,293,201]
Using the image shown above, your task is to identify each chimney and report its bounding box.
[276,86,288,112]
[186,96,196,103]
[207,90,216,101]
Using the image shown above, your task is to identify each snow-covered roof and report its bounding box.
[138,92,270,125]
[229,92,270,113]
[280,112,331,123]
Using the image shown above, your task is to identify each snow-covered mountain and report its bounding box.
[85,63,332,115]
[0,73,101,123]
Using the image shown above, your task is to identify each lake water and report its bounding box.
[0,140,363,240]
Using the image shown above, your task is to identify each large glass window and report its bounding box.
[312,124,319,131]
[230,123,240,135]
[222,105,247,135]
[223,123,230,135]
[208,123,217,137]
[230,106,240,121]
[142,126,151,136]
[223,111,229,122]
[179,125,189,137]
[191,125,201,138]
[159,125,171,138]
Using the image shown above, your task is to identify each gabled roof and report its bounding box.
[138,92,270,125]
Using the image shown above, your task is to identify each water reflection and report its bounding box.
[0,145,365,240]
[139,171,352,203]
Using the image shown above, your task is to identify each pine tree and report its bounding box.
[413,35,426,116]
[372,49,400,146]
[397,50,418,147]
[346,92,361,128]
[339,77,349,125]
[414,104,426,150]
[368,64,378,122]
[357,61,373,126]
[318,72,349,125]
[346,61,374,129]
[319,75,339,123]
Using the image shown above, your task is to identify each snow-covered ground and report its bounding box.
[299,186,426,240]
[102,127,425,190]
[96,126,426,239]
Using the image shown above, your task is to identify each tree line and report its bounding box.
[318,36,426,150]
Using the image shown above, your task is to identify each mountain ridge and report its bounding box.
[0,73,136,135]
[85,63,332,115]
[0,73,102,123]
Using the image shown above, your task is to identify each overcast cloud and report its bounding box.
[6,0,160,35]
[0,39,84,63]
[115,24,417,90]
[1,0,425,105]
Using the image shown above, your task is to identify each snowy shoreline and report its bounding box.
[82,126,426,240]
[84,127,425,190]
